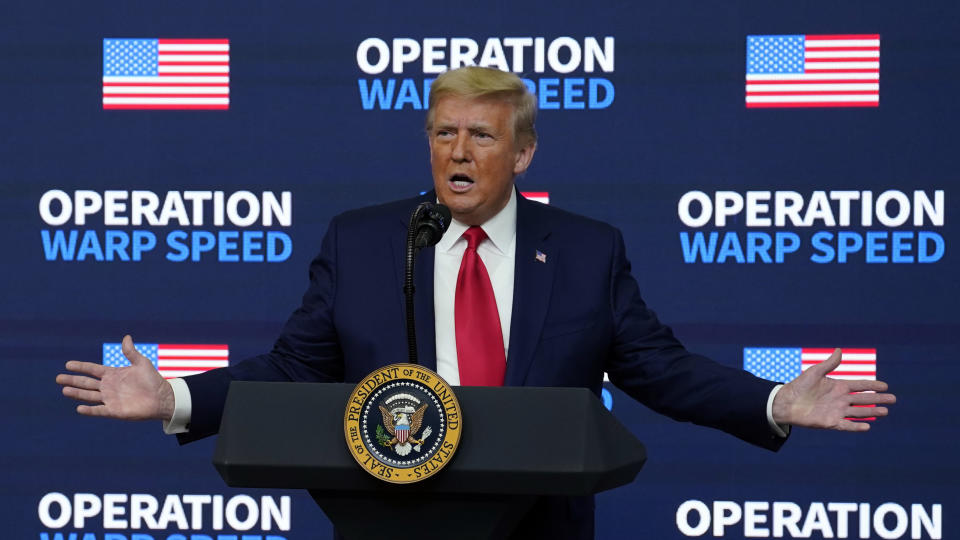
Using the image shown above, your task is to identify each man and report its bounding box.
[58,66,895,539]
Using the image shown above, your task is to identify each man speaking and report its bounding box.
[57,66,895,539]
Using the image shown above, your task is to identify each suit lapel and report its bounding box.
[504,194,557,386]
[390,192,438,371]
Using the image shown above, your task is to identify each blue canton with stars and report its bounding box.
[743,347,802,382]
[103,39,159,76]
[746,35,805,74]
[102,343,159,369]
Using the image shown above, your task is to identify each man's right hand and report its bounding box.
[56,335,175,421]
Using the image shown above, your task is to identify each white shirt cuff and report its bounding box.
[161,378,192,434]
[766,384,791,438]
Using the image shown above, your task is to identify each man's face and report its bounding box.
[429,95,536,226]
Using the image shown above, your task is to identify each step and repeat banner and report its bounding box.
[1,1,956,539]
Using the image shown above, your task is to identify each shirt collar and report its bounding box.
[437,188,517,256]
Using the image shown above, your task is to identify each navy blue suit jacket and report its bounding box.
[181,190,784,538]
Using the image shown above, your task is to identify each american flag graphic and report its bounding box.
[102,343,229,378]
[746,34,880,108]
[744,347,877,382]
[521,191,550,204]
[102,38,230,109]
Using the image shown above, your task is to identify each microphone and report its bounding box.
[414,203,452,248]
[403,202,452,365]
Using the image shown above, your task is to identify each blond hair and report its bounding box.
[426,66,538,148]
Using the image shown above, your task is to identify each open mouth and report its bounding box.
[448,174,475,191]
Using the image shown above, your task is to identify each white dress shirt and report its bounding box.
[165,189,786,437]
[433,189,517,385]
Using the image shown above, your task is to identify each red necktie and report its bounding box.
[455,226,506,386]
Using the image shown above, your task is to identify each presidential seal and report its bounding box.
[344,363,461,484]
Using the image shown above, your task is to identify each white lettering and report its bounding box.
[914,190,944,226]
[874,503,909,539]
[829,502,858,538]
[584,37,615,72]
[876,191,911,227]
[103,191,129,226]
[911,503,942,540]
[678,191,712,227]
[744,501,769,537]
[479,38,509,71]
[103,493,128,528]
[450,38,479,69]
[130,494,160,529]
[261,495,291,531]
[745,191,772,227]
[38,492,71,529]
[547,36,582,74]
[713,500,742,536]
[503,37,533,72]
[356,38,389,74]
[801,502,834,538]
[74,190,103,226]
[392,38,420,74]
[225,494,259,530]
[773,502,803,537]
[182,494,211,529]
[183,190,212,225]
[676,500,711,536]
[226,191,260,227]
[39,190,72,226]
[715,191,744,227]
[131,191,160,226]
[158,494,189,530]
[422,38,447,74]
[158,191,190,226]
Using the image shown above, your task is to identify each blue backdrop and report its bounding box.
[1,1,955,538]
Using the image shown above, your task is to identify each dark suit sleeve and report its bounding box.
[604,228,786,451]
[177,216,346,443]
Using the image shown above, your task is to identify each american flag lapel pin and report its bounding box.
[535,250,547,263]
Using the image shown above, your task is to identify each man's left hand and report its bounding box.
[772,348,896,431]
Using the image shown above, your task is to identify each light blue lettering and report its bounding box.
[716,232,745,263]
[918,231,944,263]
[41,230,78,261]
[538,78,560,109]
[166,230,190,262]
[563,78,585,109]
[589,78,615,108]
[891,231,914,263]
[775,232,800,263]
[105,230,130,261]
[357,79,395,110]
[837,231,863,263]
[132,230,156,261]
[679,231,718,263]
[191,231,216,261]
[746,232,773,263]
[218,230,239,262]
[393,79,421,110]
[267,231,293,262]
[76,230,104,261]
[810,231,834,263]
[242,231,264,262]
[865,231,888,263]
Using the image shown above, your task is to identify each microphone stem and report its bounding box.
[403,206,422,365]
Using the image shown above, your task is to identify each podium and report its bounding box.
[213,381,646,539]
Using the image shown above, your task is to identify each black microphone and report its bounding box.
[403,202,452,365]
[414,203,452,248]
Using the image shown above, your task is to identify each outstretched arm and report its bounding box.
[772,348,896,431]
[56,335,174,422]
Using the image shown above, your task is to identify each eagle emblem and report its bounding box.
[377,393,432,456]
